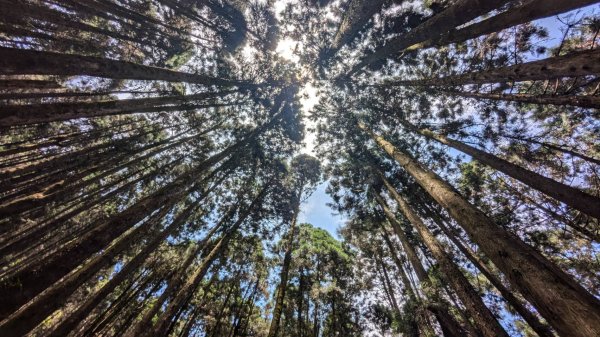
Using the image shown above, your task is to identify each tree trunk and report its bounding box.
[0,119,264,317]
[124,195,239,337]
[145,186,269,337]
[403,122,600,219]
[44,200,204,337]
[383,186,510,337]
[408,0,598,52]
[0,91,233,126]
[449,90,600,109]
[0,202,178,337]
[267,203,300,337]
[429,210,556,337]
[328,0,386,53]
[351,0,512,74]
[386,49,600,86]
[0,47,252,86]
[376,194,466,337]
[360,123,600,337]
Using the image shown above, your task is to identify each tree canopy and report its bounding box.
[0,0,599,336]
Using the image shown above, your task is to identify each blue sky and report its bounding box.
[298,183,346,239]
[291,4,600,241]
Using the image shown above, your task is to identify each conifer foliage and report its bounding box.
[0,0,599,336]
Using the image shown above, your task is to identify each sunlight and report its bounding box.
[275,38,300,63]
[299,82,320,155]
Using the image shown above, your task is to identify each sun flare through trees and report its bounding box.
[0,0,599,336]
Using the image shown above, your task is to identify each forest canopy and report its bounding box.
[0,0,599,336]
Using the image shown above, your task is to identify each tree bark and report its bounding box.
[145,185,269,337]
[429,211,556,337]
[0,118,266,317]
[0,47,252,86]
[125,202,238,337]
[360,123,600,337]
[449,90,600,109]
[328,0,386,53]
[378,190,508,337]
[44,199,205,337]
[375,195,466,337]
[0,91,233,126]
[407,0,599,52]
[403,122,600,219]
[351,0,512,74]
[385,49,600,86]
[267,203,300,337]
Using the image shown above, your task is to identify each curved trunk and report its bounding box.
[360,123,600,337]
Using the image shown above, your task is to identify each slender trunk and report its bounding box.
[407,0,599,52]
[44,200,204,337]
[124,196,238,337]
[83,272,152,336]
[0,47,252,86]
[146,186,269,337]
[0,90,157,100]
[209,281,237,337]
[375,194,428,281]
[231,279,259,337]
[379,230,416,300]
[0,158,183,261]
[403,122,600,219]
[376,195,465,337]
[0,131,250,318]
[377,254,402,315]
[500,133,600,166]
[361,123,600,337]
[0,91,233,126]
[0,129,200,216]
[448,90,600,109]
[267,203,300,337]
[0,202,176,337]
[385,49,600,86]
[0,79,60,90]
[381,186,510,337]
[328,0,386,53]
[430,212,556,337]
[351,0,511,74]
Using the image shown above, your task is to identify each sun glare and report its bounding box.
[299,82,320,155]
[275,38,300,62]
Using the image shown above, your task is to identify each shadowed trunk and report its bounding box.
[406,0,599,52]
[0,47,252,86]
[360,122,600,337]
[448,90,600,109]
[385,49,600,86]
[351,0,511,74]
[402,121,600,219]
